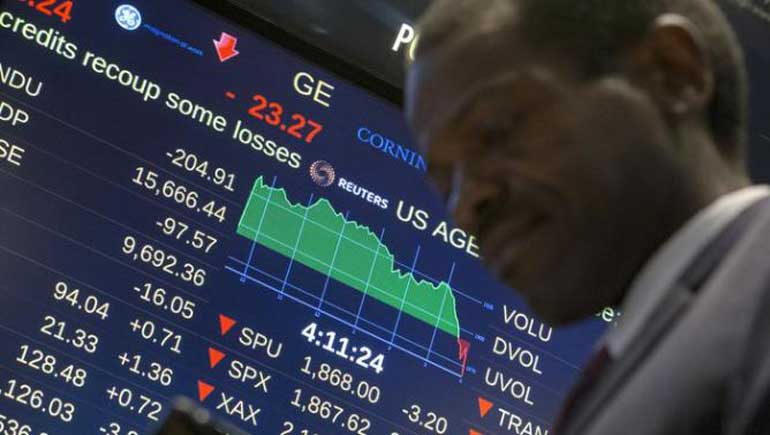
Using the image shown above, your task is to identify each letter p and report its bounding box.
[392,24,416,52]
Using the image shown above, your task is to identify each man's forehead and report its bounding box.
[416,27,528,94]
[407,25,557,147]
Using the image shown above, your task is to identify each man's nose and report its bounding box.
[452,177,501,234]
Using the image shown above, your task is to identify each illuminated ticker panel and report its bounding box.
[0,1,610,434]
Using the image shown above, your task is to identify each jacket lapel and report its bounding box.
[562,196,770,435]
[564,287,693,435]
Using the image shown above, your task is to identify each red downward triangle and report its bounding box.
[197,380,215,402]
[219,314,236,336]
[469,430,483,435]
[478,397,494,418]
[208,348,226,368]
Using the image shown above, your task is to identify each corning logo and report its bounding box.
[309,160,336,187]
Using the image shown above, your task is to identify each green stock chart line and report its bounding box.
[236,176,461,338]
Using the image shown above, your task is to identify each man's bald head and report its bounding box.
[416,0,748,163]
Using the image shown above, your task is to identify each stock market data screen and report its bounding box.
[0,1,608,434]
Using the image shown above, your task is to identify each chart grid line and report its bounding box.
[355,228,385,329]
[280,193,315,298]
[317,211,350,313]
[390,245,421,346]
[241,176,277,281]
[428,262,456,360]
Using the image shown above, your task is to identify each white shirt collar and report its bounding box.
[604,185,770,357]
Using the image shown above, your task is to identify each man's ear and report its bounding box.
[629,14,715,117]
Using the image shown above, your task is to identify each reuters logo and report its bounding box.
[309,160,335,187]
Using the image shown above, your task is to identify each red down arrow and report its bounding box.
[213,32,239,62]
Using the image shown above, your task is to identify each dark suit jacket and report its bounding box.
[561,198,770,435]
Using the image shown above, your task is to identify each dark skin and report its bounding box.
[406,9,750,326]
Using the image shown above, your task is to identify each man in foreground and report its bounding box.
[406,0,770,433]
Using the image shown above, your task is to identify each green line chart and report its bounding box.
[235,176,461,338]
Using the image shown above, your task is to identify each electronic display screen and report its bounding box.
[0,1,610,434]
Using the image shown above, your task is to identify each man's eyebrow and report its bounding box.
[425,71,526,140]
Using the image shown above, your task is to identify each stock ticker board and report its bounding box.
[0,1,611,434]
